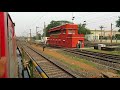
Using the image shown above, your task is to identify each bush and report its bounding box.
[115,34,120,40]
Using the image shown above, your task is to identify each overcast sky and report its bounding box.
[9,12,120,37]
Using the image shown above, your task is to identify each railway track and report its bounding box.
[63,48,120,71]
[76,49,120,60]
[73,49,120,63]
[18,43,77,78]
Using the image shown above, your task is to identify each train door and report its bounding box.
[62,40,65,47]
[8,28,14,77]
[77,40,82,48]
[7,17,15,78]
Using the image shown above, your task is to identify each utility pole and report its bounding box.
[95,28,96,41]
[111,23,113,44]
[72,12,73,23]
[36,26,39,40]
[44,22,46,37]
[100,26,104,43]
[72,12,75,24]
[83,21,86,27]
[30,29,31,41]
[43,22,46,44]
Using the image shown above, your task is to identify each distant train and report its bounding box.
[0,12,18,78]
[47,24,84,48]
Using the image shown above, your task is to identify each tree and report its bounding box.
[32,36,36,40]
[118,29,120,32]
[115,34,120,40]
[116,16,120,32]
[45,20,71,36]
[78,24,91,35]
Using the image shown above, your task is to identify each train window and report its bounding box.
[63,30,66,34]
[68,30,75,34]
[50,30,61,35]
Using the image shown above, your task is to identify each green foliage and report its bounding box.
[32,36,36,40]
[115,34,120,40]
[32,34,41,40]
[118,29,120,32]
[37,34,41,40]
[103,36,107,40]
[116,16,120,32]
[78,24,91,35]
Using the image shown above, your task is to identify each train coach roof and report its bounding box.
[48,23,78,32]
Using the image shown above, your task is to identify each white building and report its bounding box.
[90,30,120,37]
[85,34,99,41]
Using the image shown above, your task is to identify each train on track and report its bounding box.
[0,12,18,78]
[47,24,85,48]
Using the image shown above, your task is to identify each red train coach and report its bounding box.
[0,12,17,78]
[47,24,84,48]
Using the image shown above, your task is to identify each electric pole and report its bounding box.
[72,12,75,24]
[36,26,39,40]
[44,22,46,37]
[43,22,46,44]
[30,29,31,41]
[111,23,113,44]
[95,28,96,41]
[100,26,104,43]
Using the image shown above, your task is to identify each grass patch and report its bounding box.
[83,48,120,55]
[57,50,98,68]
[116,71,120,75]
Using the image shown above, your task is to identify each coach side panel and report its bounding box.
[7,14,18,78]
[0,12,8,78]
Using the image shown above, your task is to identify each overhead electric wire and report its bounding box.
[82,12,119,21]
[86,15,119,25]
[76,12,101,18]
[82,12,118,20]
[26,12,48,30]
[74,12,120,25]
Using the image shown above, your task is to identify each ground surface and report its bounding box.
[30,44,120,78]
